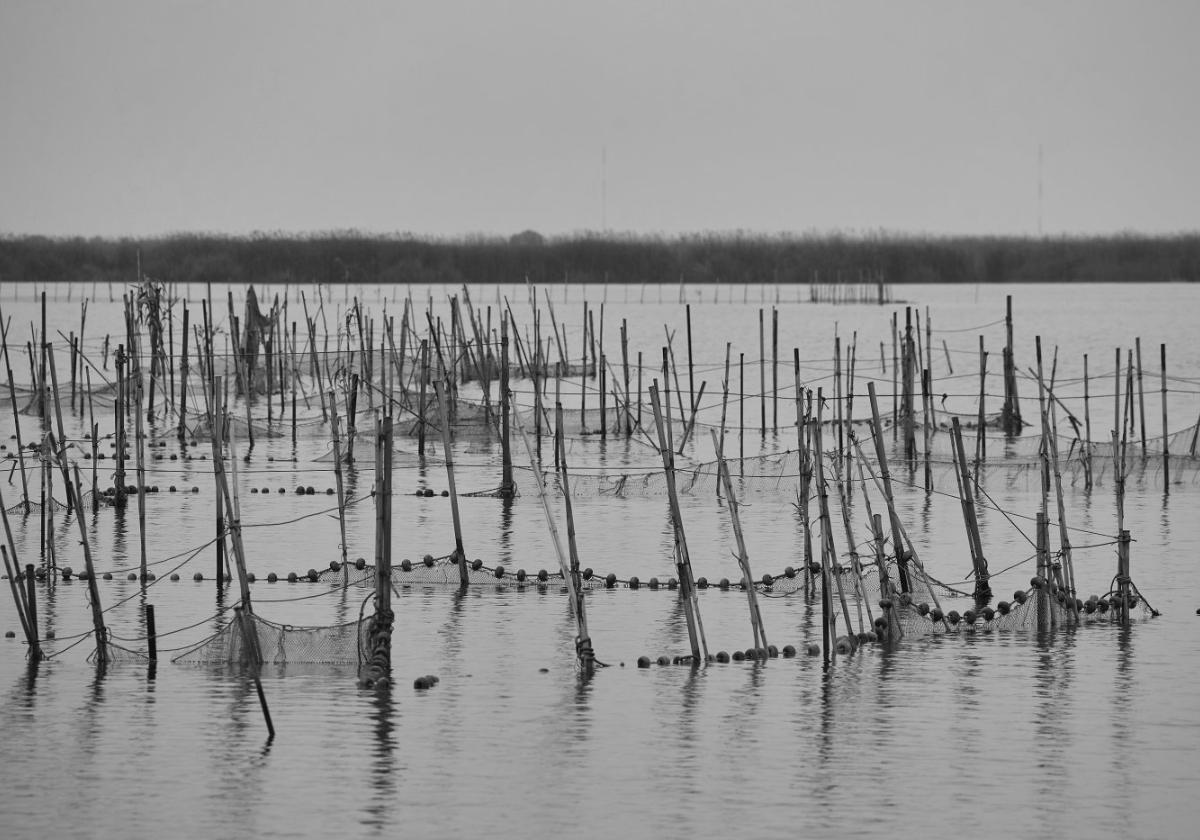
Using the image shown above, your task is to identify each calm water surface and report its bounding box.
[2,282,1199,839]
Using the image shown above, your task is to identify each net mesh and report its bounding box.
[172,612,369,665]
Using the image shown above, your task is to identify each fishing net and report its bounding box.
[90,640,151,664]
[172,612,369,665]
[313,553,967,601]
[888,588,1155,640]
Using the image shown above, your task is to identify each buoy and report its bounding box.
[656,655,671,666]
[982,607,995,621]
[784,566,796,578]
[835,636,855,655]
[582,568,593,580]
[440,490,449,497]
[745,648,759,660]
[423,488,435,498]
[400,559,412,572]
[537,569,549,582]
[637,656,651,668]
[45,630,55,639]
[648,577,659,590]
[805,643,820,656]
[918,602,930,616]
[170,573,180,582]
[329,560,340,571]
[767,644,779,657]
[77,571,90,581]
[947,610,961,624]
[307,569,319,581]
[287,572,298,582]
[516,569,527,582]
[667,578,678,590]
[930,608,944,622]
[761,573,773,586]
[1014,590,1028,604]
[962,610,975,624]
[247,573,256,582]
[715,651,730,662]
[268,573,278,583]
[731,650,745,661]
[718,578,729,590]
[413,676,432,690]
[494,565,505,579]
[628,575,639,589]
[423,554,435,567]
[355,558,367,570]
[102,572,112,580]
[62,567,74,580]
[605,572,616,588]
[4,631,14,638]
[782,645,797,657]
[127,572,137,580]
[193,572,204,581]
[998,601,1011,615]
[191,487,199,493]
[471,559,483,571]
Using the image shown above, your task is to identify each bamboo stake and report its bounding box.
[433,377,468,586]
[710,428,769,654]
[1160,343,1169,490]
[557,403,595,675]
[649,383,707,663]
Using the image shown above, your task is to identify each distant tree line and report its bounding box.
[1,230,1197,287]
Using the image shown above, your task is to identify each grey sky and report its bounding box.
[2,1,1197,238]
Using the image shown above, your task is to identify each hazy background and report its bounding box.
[2,0,1197,239]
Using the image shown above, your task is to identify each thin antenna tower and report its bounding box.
[601,145,608,232]
[1037,143,1044,237]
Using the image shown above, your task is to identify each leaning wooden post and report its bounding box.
[70,464,108,664]
[649,383,707,663]
[556,404,596,675]
[710,428,769,655]
[950,417,990,602]
[433,376,468,586]
[234,605,275,736]
[867,381,912,593]
[2,547,38,660]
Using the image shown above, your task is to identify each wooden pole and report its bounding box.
[1160,343,1169,490]
[649,383,707,663]
[433,377,468,586]
[711,428,769,655]
[500,318,513,496]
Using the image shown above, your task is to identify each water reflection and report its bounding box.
[362,688,399,835]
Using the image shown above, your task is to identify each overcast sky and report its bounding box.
[2,1,1197,239]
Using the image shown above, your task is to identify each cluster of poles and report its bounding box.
[0,279,1174,703]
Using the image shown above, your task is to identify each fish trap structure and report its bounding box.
[881,586,1155,641]
[173,612,370,665]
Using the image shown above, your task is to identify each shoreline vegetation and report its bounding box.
[1,231,1198,287]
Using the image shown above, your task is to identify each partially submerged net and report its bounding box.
[888,589,1154,640]
[172,611,369,665]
